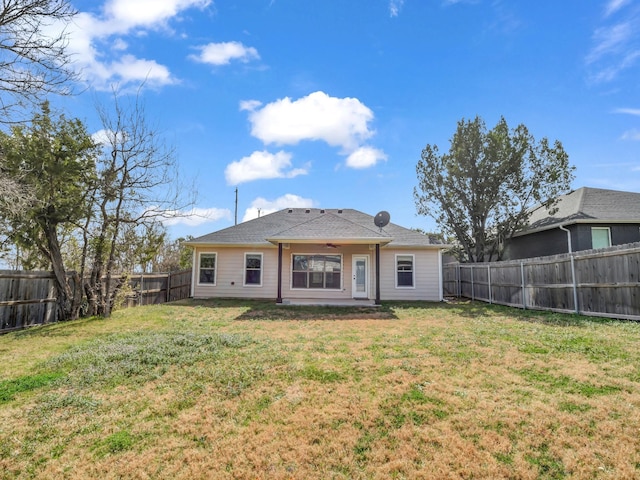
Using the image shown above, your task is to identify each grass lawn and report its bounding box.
[1,299,639,479]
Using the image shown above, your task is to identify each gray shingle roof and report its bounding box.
[519,187,640,234]
[188,208,444,248]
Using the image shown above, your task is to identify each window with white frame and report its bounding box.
[198,253,216,284]
[396,254,414,288]
[291,254,341,289]
[591,227,611,249]
[244,253,263,286]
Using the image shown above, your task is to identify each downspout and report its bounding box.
[276,243,283,304]
[375,244,381,305]
[559,225,579,314]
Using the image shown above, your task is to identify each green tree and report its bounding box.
[0,102,98,319]
[148,235,193,272]
[414,116,574,262]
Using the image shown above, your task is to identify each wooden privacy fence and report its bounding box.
[0,269,192,333]
[442,242,640,321]
[0,271,58,332]
[125,270,193,307]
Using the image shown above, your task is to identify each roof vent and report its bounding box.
[305,209,310,213]
[320,209,325,214]
[337,209,343,214]
[288,209,293,213]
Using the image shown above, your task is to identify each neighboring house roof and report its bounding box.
[187,208,445,248]
[515,187,640,236]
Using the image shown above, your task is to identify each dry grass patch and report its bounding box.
[1,299,640,478]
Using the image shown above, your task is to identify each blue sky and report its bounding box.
[59,0,640,239]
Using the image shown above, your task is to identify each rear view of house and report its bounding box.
[186,208,448,305]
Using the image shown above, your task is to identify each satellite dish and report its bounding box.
[374,210,390,229]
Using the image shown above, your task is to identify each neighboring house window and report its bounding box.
[292,255,341,289]
[198,253,216,285]
[244,253,263,286]
[591,227,611,249]
[396,254,414,288]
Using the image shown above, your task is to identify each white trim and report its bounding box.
[190,249,196,297]
[438,249,443,301]
[352,254,370,299]
[197,251,217,286]
[395,253,415,289]
[243,252,263,287]
[290,253,343,291]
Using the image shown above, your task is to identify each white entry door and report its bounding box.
[352,255,369,299]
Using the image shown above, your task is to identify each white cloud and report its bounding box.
[614,107,640,115]
[91,129,112,145]
[586,7,640,83]
[104,0,211,30]
[239,99,263,111]
[389,0,405,17]
[244,91,375,151]
[242,194,316,222]
[109,55,177,87]
[162,207,232,226]
[605,0,631,17]
[621,128,640,140]
[66,0,212,90]
[345,146,388,169]
[190,41,260,65]
[224,150,309,185]
[91,128,129,147]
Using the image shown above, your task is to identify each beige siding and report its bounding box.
[192,247,278,299]
[379,249,442,301]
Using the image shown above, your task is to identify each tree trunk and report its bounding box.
[42,218,79,320]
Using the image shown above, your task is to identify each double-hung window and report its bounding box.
[199,253,216,285]
[396,254,414,288]
[292,255,341,289]
[591,227,611,249]
[244,253,263,286]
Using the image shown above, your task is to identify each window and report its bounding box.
[244,253,263,286]
[292,255,341,289]
[591,227,611,249]
[198,253,216,284]
[396,254,414,288]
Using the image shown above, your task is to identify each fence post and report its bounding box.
[166,272,171,303]
[569,254,579,314]
[457,264,461,297]
[470,265,474,301]
[488,265,492,304]
[139,274,144,307]
[520,262,526,310]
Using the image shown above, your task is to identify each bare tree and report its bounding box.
[84,88,194,317]
[0,0,78,121]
